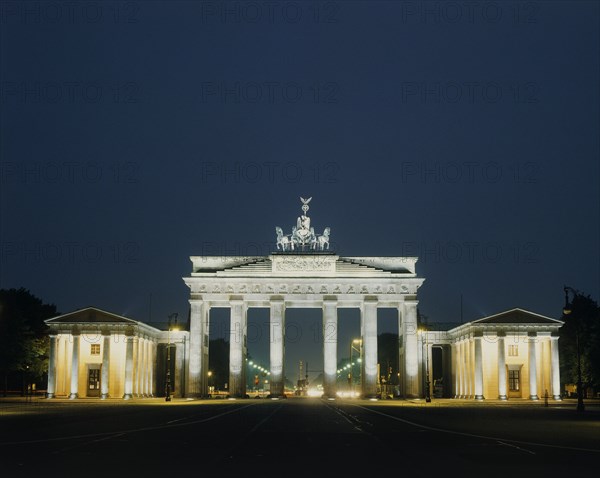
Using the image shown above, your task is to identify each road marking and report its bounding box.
[247,403,281,435]
[497,440,536,455]
[51,432,127,455]
[0,403,258,446]
[166,404,238,424]
[351,404,600,454]
[326,404,364,432]
[225,403,283,461]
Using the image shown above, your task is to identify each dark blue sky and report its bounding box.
[1,1,598,377]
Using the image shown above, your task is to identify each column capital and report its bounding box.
[323,296,338,304]
[527,331,538,338]
[496,330,506,338]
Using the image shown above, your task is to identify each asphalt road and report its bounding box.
[1,398,599,477]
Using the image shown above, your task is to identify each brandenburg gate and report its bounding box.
[183,198,425,399]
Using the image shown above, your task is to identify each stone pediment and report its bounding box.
[190,255,418,278]
[473,308,563,325]
[45,307,138,325]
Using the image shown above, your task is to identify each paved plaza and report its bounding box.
[1,397,598,477]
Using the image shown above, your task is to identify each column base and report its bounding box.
[529,395,539,400]
[553,395,562,401]
[123,393,133,400]
[46,393,55,399]
[101,393,109,400]
[498,395,507,400]
[69,393,78,399]
[474,395,484,400]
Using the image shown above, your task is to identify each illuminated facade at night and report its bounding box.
[418,309,563,400]
[44,200,564,401]
[45,308,188,399]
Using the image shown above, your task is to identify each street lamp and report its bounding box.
[563,286,584,413]
[419,328,431,402]
[349,339,361,395]
[165,313,178,402]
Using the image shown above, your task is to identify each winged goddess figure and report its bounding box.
[300,196,312,213]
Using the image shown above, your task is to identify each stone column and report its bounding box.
[188,300,209,398]
[322,298,338,399]
[132,337,139,397]
[47,334,57,398]
[123,334,134,400]
[452,342,459,398]
[229,298,247,398]
[269,298,285,397]
[528,333,538,400]
[456,340,462,398]
[69,333,80,399]
[175,341,184,397]
[402,301,419,398]
[139,338,146,396]
[473,333,484,400]
[139,338,146,397]
[149,340,155,397]
[143,339,150,396]
[550,335,561,400]
[497,333,507,400]
[361,297,378,398]
[101,332,111,399]
[465,338,472,398]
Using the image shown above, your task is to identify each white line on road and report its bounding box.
[352,405,600,454]
[497,440,536,455]
[1,403,258,446]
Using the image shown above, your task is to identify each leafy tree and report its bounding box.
[560,289,600,396]
[0,288,57,394]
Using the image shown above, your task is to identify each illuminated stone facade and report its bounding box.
[44,271,563,401]
[418,309,563,400]
[183,254,425,399]
[45,308,188,399]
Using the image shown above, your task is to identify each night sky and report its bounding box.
[1,1,598,379]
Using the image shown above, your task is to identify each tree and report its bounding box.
[560,289,600,396]
[0,288,57,395]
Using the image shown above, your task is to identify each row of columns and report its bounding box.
[46,332,156,399]
[454,332,561,400]
[188,298,420,399]
[124,335,155,399]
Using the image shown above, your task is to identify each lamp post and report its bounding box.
[165,313,178,402]
[563,286,584,413]
[420,328,431,402]
[349,339,361,395]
